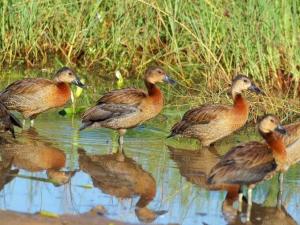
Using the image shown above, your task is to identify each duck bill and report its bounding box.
[163,75,176,85]
[72,76,86,88]
[275,125,287,135]
[248,83,264,95]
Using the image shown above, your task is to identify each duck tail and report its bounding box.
[9,127,16,139]
[166,133,175,139]
[168,121,188,138]
[9,112,22,129]
[79,121,93,131]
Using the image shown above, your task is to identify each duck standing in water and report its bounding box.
[168,75,263,147]
[0,67,85,127]
[207,115,287,221]
[0,102,22,138]
[274,119,300,206]
[80,66,175,146]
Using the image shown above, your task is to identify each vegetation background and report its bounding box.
[0,0,299,119]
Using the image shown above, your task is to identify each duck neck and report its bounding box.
[136,177,156,208]
[145,80,159,96]
[233,93,249,114]
[144,80,163,104]
[56,82,71,92]
[136,193,155,208]
[225,185,240,203]
[261,131,287,170]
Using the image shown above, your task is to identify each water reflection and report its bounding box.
[0,128,75,186]
[168,145,298,224]
[78,147,167,223]
[168,145,220,189]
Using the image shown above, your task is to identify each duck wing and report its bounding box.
[207,141,276,185]
[0,78,54,112]
[80,103,140,130]
[97,88,147,106]
[0,78,53,96]
[80,88,146,130]
[182,104,231,123]
[283,121,300,147]
[170,104,231,135]
[82,104,138,121]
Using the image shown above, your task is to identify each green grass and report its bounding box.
[0,0,299,119]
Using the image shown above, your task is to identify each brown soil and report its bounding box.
[0,210,135,225]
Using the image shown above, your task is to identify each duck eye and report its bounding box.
[243,79,248,83]
[270,119,275,123]
[68,72,72,76]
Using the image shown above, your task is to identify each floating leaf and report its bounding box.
[76,184,94,189]
[40,211,59,218]
[75,79,85,98]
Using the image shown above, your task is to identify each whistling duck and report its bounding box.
[0,67,85,127]
[271,120,300,205]
[0,128,75,186]
[207,115,287,221]
[168,147,243,223]
[78,147,166,223]
[169,75,263,147]
[0,102,22,138]
[80,66,175,146]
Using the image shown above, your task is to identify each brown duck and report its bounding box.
[0,102,22,138]
[271,120,300,205]
[78,147,166,223]
[207,115,287,222]
[0,67,84,126]
[169,75,263,147]
[80,66,175,145]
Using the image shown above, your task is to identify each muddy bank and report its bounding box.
[0,210,133,225]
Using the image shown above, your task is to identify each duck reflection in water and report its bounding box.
[168,145,297,224]
[78,147,167,223]
[168,145,221,189]
[222,185,296,225]
[0,128,75,186]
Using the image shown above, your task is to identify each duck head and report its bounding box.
[258,114,287,135]
[231,74,263,96]
[54,67,85,88]
[145,66,175,85]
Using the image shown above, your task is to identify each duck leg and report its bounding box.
[238,187,243,212]
[277,172,284,208]
[28,115,37,127]
[246,186,254,222]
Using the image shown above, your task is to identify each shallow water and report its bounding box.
[0,112,299,225]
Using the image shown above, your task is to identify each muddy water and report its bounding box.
[0,112,299,225]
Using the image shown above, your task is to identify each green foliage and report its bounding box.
[0,0,299,118]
